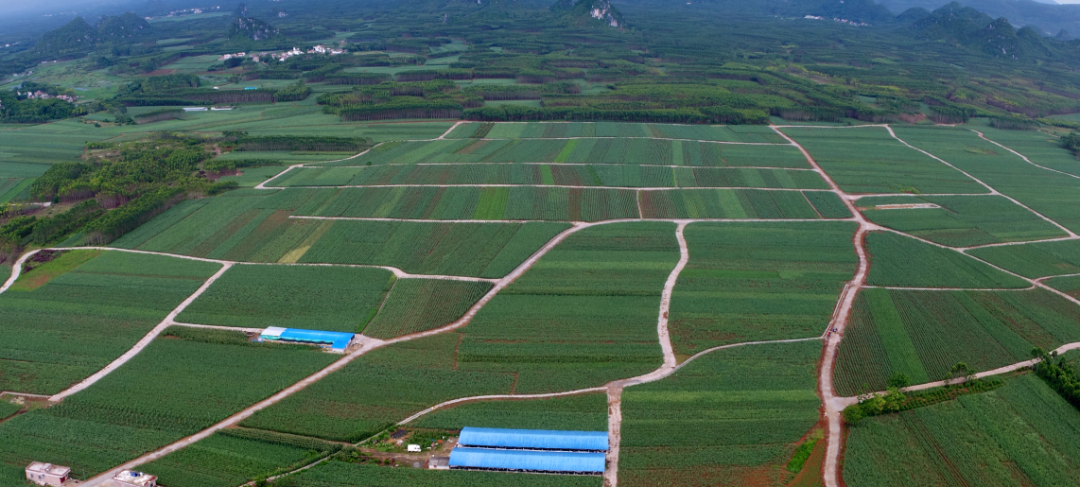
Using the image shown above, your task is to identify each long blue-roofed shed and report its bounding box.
[448,448,605,474]
[457,427,609,452]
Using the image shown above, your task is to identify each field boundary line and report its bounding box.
[35,246,496,283]
[437,121,465,139]
[288,215,854,224]
[170,322,266,334]
[862,285,1036,291]
[974,130,1080,180]
[959,235,1079,251]
[884,125,1078,239]
[50,262,234,402]
[397,387,607,425]
[264,183,826,191]
[408,136,790,145]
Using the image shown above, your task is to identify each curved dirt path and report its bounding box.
[974,130,1080,180]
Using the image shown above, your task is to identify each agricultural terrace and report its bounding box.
[4,119,1080,487]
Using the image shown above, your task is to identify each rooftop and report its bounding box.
[449,448,606,473]
[26,462,70,476]
[458,427,609,452]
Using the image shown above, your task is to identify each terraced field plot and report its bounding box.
[270,164,830,189]
[891,126,1080,233]
[780,126,989,195]
[668,222,857,354]
[833,289,1080,395]
[844,374,1080,487]
[445,121,787,143]
[968,239,1080,279]
[338,138,809,167]
[860,195,1068,248]
[0,327,336,480]
[620,341,822,487]
[110,193,570,277]
[0,251,221,394]
[177,265,396,333]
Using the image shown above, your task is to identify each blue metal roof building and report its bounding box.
[259,327,353,352]
[449,448,605,474]
[458,427,609,452]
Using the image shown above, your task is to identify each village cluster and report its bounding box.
[219,44,346,64]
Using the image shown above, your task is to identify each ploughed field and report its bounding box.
[4,120,1080,487]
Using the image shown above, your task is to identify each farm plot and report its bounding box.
[968,239,1080,279]
[139,429,342,487]
[272,461,601,487]
[779,126,988,195]
[865,232,1029,289]
[177,265,395,333]
[340,138,809,168]
[0,251,221,395]
[447,122,787,143]
[455,222,679,394]
[891,126,1080,233]
[860,195,1067,248]
[1045,275,1080,299]
[832,289,1080,395]
[270,164,829,189]
[410,393,608,431]
[668,222,857,355]
[620,341,822,487]
[112,193,571,277]
[804,191,852,218]
[0,162,47,203]
[638,189,824,219]
[978,126,1080,177]
[0,327,337,478]
[0,121,111,166]
[844,374,1080,487]
[294,186,639,221]
[362,279,491,339]
[241,334,516,442]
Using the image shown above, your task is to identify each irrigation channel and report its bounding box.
[1,123,1078,487]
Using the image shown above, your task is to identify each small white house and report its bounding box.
[25,462,70,486]
[113,470,157,487]
[182,107,207,112]
[407,444,422,453]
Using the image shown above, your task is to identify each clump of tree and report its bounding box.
[1032,347,1080,410]
[842,365,1004,424]
[1062,132,1080,160]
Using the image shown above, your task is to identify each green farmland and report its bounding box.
[3,44,1080,487]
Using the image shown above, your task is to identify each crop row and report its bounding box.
[343,138,809,168]
[0,328,336,478]
[446,121,785,143]
[669,222,858,354]
[0,251,220,394]
[619,341,822,487]
[273,164,829,189]
[833,289,1080,395]
[178,265,395,333]
[112,193,571,277]
[860,195,1067,248]
[844,375,1080,486]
